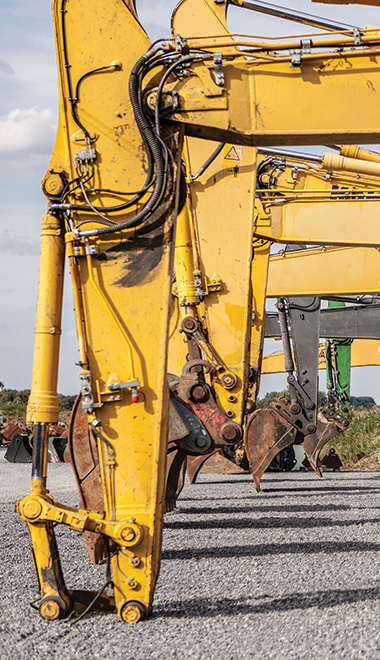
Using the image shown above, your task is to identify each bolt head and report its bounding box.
[306,424,316,434]
[190,384,208,403]
[22,499,42,520]
[120,601,146,624]
[40,600,61,621]
[221,423,241,443]
[183,317,197,332]
[121,527,136,543]
[195,436,207,448]
[245,400,255,414]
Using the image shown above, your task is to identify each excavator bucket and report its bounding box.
[165,445,187,513]
[302,412,347,477]
[244,407,298,492]
[68,396,107,565]
[4,433,33,463]
[187,449,246,484]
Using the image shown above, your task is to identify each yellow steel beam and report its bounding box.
[160,2,380,146]
[168,10,259,424]
[254,149,380,246]
[256,198,380,246]
[267,246,380,297]
[262,339,380,374]
[171,137,258,423]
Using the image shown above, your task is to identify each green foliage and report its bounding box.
[256,388,290,409]
[0,388,76,423]
[349,396,376,410]
[326,406,380,468]
[58,394,77,411]
[256,388,327,409]
[255,390,380,469]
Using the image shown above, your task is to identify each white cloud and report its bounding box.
[0,59,14,76]
[0,229,40,255]
[0,107,56,154]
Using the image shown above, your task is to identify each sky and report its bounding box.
[2,0,380,399]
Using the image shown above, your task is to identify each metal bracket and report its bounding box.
[80,372,94,414]
[107,379,141,403]
[287,373,315,413]
[292,165,299,181]
[175,34,189,55]
[300,39,312,54]
[290,50,302,68]
[213,53,225,86]
[354,27,361,46]
[107,379,140,391]
[180,316,237,387]
[74,147,96,165]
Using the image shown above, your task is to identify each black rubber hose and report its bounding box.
[56,4,156,214]
[81,50,191,237]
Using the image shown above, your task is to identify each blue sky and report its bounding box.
[2,0,380,398]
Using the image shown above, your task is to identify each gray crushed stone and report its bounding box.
[1,447,380,659]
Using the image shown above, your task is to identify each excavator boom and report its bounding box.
[18,0,380,622]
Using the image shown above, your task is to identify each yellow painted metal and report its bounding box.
[159,5,380,147]
[313,1,380,5]
[27,215,65,424]
[322,153,380,177]
[257,199,380,246]
[169,137,258,423]
[267,246,380,297]
[340,145,380,163]
[21,0,182,622]
[175,196,200,310]
[249,240,271,404]
[254,149,380,246]
[261,340,380,374]
[23,0,380,624]
[169,3,259,424]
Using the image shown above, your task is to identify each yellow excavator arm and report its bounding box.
[18,0,380,623]
[262,339,380,374]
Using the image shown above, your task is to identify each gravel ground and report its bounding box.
[2,448,380,659]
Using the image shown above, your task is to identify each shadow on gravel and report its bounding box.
[162,540,380,560]
[153,587,380,618]
[262,475,380,482]
[179,486,380,502]
[164,516,380,531]
[261,486,380,494]
[194,478,253,485]
[180,504,352,515]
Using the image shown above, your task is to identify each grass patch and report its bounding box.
[326,406,380,470]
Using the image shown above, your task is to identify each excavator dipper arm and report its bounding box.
[18,0,380,622]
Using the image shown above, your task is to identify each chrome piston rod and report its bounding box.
[230,0,362,33]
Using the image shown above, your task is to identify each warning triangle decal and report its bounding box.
[224,146,241,161]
